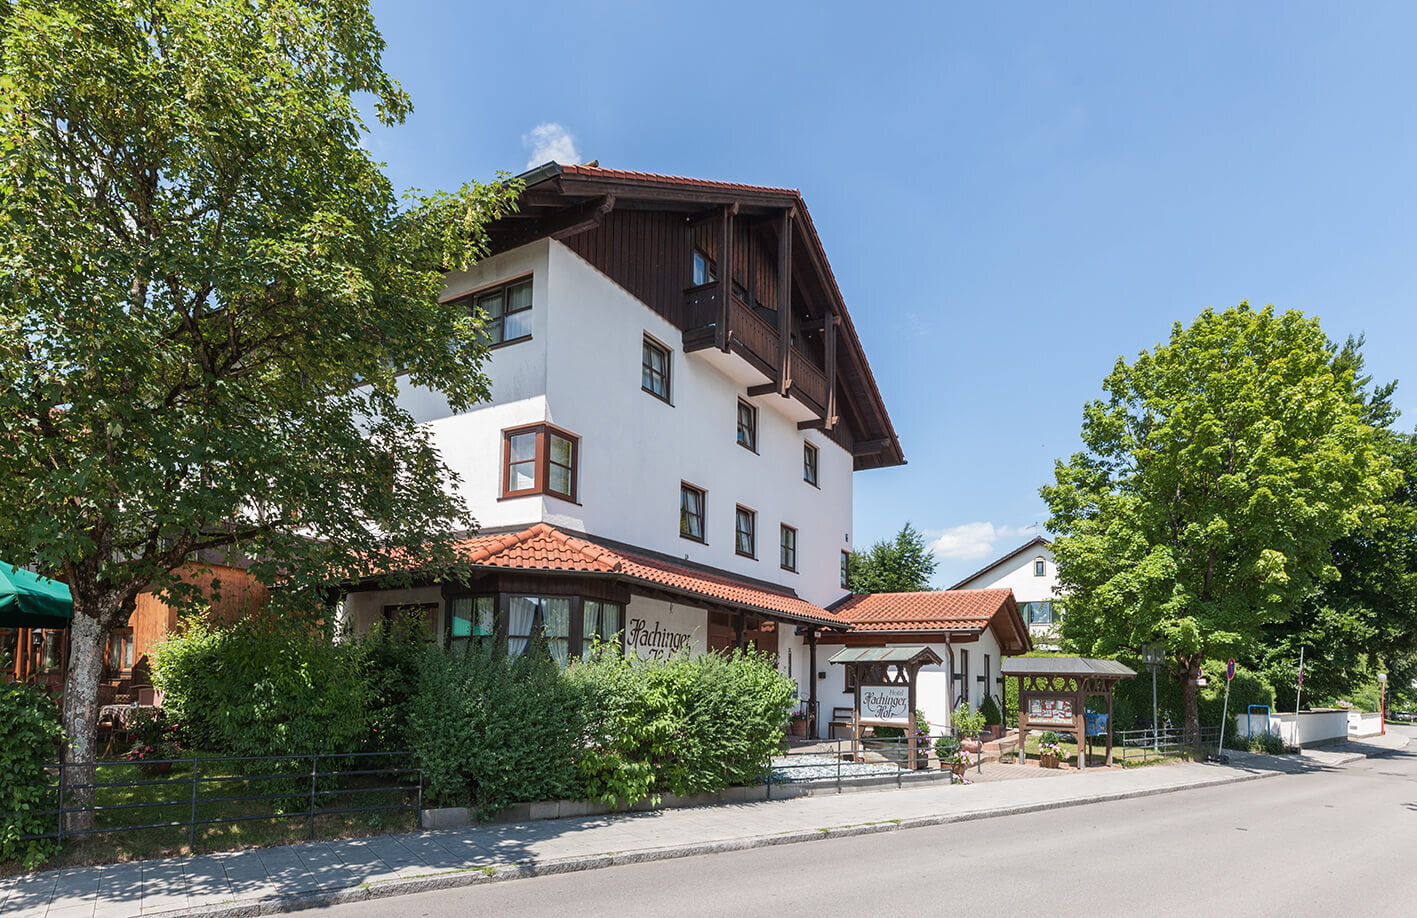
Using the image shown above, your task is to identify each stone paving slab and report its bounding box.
[8,731,1405,918]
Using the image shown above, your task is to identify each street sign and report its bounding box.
[1226,658,1236,680]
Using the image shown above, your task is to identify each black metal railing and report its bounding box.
[1115,726,1223,763]
[25,750,421,859]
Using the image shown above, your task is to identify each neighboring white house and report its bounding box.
[951,536,1060,649]
[339,163,1028,735]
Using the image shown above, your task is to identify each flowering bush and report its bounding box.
[1038,741,1067,760]
[122,706,182,763]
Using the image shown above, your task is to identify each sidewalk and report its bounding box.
[4,731,1406,918]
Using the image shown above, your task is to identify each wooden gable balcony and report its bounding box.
[682,284,831,425]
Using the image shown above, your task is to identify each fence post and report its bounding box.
[189,759,200,853]
[308,754,318,841]
[56,761,66,861]
[416,759,424,830]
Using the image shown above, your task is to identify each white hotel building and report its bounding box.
[339,164,1029,734]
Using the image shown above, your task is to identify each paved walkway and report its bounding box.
[3,731,1407,918]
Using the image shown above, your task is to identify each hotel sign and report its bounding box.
[859,684,911,725]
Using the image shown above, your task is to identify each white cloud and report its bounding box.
[925,522,1037,562]
[524,122,580,170]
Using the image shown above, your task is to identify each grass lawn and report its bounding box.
[45,753,419,867]
[1004,733,1195,768]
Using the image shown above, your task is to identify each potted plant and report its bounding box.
[979,694,1004,739]
[788,711,809,739]
[953,703,986,753]
[935,736,970,776]
[1038,739,1066,769]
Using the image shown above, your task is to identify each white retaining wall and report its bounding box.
[1235,709,1351,746]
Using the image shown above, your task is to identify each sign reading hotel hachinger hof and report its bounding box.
[859,684,911,724]
[1027,697,1074,725]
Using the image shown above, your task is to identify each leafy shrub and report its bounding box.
[352,616,430,752]
[953,704,986,738]
[153,614,370,757]
[408,640,586,818]
[1038,730,1063,745]
[874,709,930,741]
[979,693,1003,726]
[1248,731,1288,755]
[121,705,183,763]
[569,647,795,806]
[1,681,61,867]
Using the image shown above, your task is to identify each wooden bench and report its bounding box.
[828,707,855,739]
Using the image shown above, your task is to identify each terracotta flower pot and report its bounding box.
[950,762,968,776]
[1040,753,1060,769]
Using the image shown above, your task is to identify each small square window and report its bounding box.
[502,424,578,502]
[642,336,671,402]
[681,483,706,542]
[736,400,757,452]
[692,250,717,286]
[803,442,819,486]
[735,506,756,558]
[780,525,797,572]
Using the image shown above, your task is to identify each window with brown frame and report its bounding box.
[106,628,134,675]
[803,441,819,486]
[680,483,706,542]
[736,400,757,452]
[502,424,579,501]
[735,506,756,558]
[450,277,533,347]
[642,336,671,402]
[780,524,797,572]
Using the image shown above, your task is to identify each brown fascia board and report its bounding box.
[510,163,904,468]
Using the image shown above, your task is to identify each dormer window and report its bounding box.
[692,250,717,286]
[1034,557,1046,577]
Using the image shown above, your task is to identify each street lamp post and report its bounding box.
[1142,644,1164,751]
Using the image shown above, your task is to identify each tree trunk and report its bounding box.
[1179,654,1202,745]
[59,605,110,833]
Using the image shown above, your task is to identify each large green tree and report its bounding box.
[847,523,937,593]
[1042,304,1398,739]
[0,0,520,816]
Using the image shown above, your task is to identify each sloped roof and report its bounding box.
[831,587,1031,653]
[450,524,842,628]
[1000,657,1136,678]
[948,535,1052,590]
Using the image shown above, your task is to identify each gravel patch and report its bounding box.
[769,755,900,782]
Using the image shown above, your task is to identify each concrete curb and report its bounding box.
[163,765,1284,918]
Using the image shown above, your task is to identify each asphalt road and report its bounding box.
[333,728,1417,918]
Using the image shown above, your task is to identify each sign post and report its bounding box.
[1378,673,1387,736]
[1217,658,1235,757]
[1293,647,1305,748]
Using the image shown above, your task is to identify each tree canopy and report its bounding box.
[0,0,520,788]
[1042,304,1398,736]
[848,523,938,593]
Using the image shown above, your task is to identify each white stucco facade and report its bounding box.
[955,538,1059,647]
[396,239,854,609]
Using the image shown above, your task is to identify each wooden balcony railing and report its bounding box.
[789,347,828,415]
[731,299,779,372]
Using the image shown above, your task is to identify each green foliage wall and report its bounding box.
[406,642,587,819]
[152,615,371,758]
[569,648,795,806]
[0,681,62,867]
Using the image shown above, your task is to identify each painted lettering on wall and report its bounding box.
[859,684,910,724]
[626,617,694,659]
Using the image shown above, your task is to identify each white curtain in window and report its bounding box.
[543,597,571,665]
[508,595,538,657]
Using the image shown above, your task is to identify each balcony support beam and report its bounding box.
[775,208,794,396]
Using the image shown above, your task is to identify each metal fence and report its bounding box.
[1114,725,1223,763]
[769,731,977,794]
[25,750,422,859]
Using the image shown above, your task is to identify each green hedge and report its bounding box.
[0,680,61,868]
[153,614,370,758]
[569,647,795,806]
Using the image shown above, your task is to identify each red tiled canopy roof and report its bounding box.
[451,524,842,628]
[832,589,1031,653]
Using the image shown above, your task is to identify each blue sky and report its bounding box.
[368,1,1417,587]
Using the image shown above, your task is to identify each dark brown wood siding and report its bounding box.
[565,211,692,326]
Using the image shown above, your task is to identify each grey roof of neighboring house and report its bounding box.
[1000,657,1137,678]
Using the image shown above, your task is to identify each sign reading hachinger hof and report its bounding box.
[860,684,911,724]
